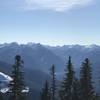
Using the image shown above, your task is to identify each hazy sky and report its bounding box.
[0,0,100,46]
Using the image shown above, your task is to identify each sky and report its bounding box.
[0,0,100,46]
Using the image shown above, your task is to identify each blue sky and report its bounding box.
[0,0,100,46]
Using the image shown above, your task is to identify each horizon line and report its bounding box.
[0,42,100,47]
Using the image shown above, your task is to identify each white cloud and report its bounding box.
[24,0,94,11]
[0,0,95,12]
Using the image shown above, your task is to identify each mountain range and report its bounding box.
[0,42,100,99]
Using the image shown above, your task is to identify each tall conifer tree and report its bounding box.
[9,55,26,100]
[50,64,56,100]
[59,56,75,100]
[40,80,51,100]
[80,58,95,100]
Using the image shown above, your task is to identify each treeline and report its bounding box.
[0,55,100,100]
[40,56,100,100]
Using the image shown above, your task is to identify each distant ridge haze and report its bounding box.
[0,42,100,94]
[0,42,100,78]
[0,42,100,70]
[0,42,100,48]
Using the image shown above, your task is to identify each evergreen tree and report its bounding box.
[72,78,81,100]
[0,92,3,100]
[59,56,75,100]
[80,58,95,100]
[40,80,51,100]
[50,64,56,100]
[0,82,4,100]
[8,55,26,100]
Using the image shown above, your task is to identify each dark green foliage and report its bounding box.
[0,92,4,100]
[59,56,75,100]
[80,58,95,100]
[40,80,51,100]
[8,55,26,100]
[50,64,56,100]
[72,78,81,100]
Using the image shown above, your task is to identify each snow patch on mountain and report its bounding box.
[0,72,29,93]
[0,72,12,81]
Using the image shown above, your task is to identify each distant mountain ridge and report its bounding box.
[0,42,65,73]
[0,42,100,71]
[0,42,100,99]
[0,43,100,71]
